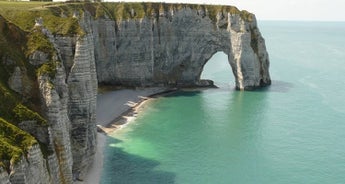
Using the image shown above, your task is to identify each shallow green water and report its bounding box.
[102,21,345,184]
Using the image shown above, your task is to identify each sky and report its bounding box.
[105,0,345,21]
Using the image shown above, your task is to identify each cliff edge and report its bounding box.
[0,2,270,183]
[90,3,271,89]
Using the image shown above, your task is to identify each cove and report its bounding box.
[101,21,345,184]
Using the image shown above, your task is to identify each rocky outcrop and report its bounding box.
[66,16,98,179]
[29,51,50,66]
[7,145,50,184]
[37,23,98,181]
[38,64,74,183]
[93,6,270,89]
[8,67,24,94]
[0,3,270,184]
[1,14,97,182]
[8,67,32,97]
[0,167,10,184]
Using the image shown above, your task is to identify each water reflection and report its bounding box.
[264,80,294,93]
[199,87,271,182]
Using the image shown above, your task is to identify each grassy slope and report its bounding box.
[0,118,37,170]
[0,4,49,171]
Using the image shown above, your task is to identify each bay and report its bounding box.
[101,21,345,184]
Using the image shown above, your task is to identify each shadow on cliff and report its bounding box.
[102,136,175,184]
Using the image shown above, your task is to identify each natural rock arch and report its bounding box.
[91,6,271,90]
[0,3,271,183]
[40,5,273,181]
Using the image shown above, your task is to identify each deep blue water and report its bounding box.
[101,21,345,184]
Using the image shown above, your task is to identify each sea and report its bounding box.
[101,21,345,184]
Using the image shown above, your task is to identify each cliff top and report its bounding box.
[0,2,254,33]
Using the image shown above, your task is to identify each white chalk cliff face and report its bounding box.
[93,7,270,89]
[0,4,270,184]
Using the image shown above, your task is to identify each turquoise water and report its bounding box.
[101,21,345,184]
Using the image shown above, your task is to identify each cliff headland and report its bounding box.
[0,2,270,183]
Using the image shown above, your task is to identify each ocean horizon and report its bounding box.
[101,20,345,184]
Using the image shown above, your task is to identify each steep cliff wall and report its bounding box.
[0,6,97,182]
[92,4,270,89]
[0,2,270,183]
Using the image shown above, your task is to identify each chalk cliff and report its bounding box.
[0,2,270,183]
[93,5,270,89]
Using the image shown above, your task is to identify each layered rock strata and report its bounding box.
[0,3,270,184]
[93,6,270,89]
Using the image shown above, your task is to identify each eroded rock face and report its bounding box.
[0,168,10,184]
[92,7,271,89]
[0,4,270,184]
[35,15,98,180]
[28,51,50,66]
[8,67,23,94]
[8,67,32,96]
[8,144,51,184]
[66,21,97,179]
[37,28,97,182]
[38,64,73,183]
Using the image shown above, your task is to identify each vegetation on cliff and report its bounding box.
[26,27,55,56]
[13,104,47,126]
[0,6,51,171]
[0,118,37,171]
[36,60,60,79]
[0,2,254,34]
[84,2,254,22]
[0,0,256,172]
[0,1,84,36]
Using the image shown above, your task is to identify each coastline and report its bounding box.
[78,87,176,184]
[96,87,177,134]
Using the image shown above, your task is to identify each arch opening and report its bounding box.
[200,51,234,88]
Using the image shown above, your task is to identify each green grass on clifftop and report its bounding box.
[0,1,85,36]
[0,2,254,33]
[93,2,254,22]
